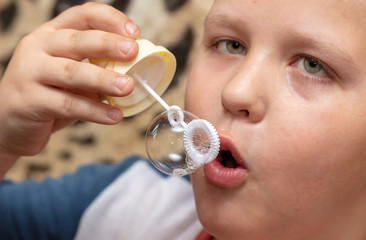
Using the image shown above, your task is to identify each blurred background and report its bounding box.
[0,0,213,181]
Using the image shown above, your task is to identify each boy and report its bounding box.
[2,0,366,239]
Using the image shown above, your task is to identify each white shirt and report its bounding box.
[75,160,203,240]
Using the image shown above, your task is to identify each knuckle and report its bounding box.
[96,33,116,56]
[87,102,96,116]
[95,68,108,86]
[62,95,74,114]
[16,33,37,52]
[64,61,78,83]
[71,2,97,13]
[101,33,112,47]
[82,1,97,8]
[68,31,80,52]
[17,36,30,49]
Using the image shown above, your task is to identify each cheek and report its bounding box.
[258,105,366,217]
[185,62,217,116]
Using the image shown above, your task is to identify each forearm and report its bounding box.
[0,157,140,240]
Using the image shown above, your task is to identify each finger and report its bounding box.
[38,57,135,97]
[46,2,139,38]
[39,87,124,124]
[40,29,139,61]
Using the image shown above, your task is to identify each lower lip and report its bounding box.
[203,158,248,188]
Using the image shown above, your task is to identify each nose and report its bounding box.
[221,54,269,123]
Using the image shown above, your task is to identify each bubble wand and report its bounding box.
[133,73,220,176]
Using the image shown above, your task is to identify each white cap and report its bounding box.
[90,39,176,117]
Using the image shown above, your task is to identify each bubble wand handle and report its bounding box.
[133,73,187,129]
[133,73,170,111]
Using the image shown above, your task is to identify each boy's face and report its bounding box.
[185,0,366,239]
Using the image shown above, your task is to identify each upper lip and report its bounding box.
[218,134,246,168]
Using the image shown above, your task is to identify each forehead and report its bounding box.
[209,0,366,25]
[206,0,366,48]
[207,0,366,62]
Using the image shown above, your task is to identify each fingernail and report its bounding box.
[125,22,138,35]
[115,76,130,91]
[120,41,134,55]
[108,108,123,121]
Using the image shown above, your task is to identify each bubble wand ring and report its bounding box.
[183,119,220,167]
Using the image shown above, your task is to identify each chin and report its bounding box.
[191,168,288,240]
[191,169,247,240]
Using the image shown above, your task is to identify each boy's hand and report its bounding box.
[0,3,139,160]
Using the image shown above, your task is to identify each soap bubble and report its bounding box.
[145,108,220,176]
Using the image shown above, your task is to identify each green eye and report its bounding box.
[291,55,335,83]
[225,41,245,54]
[303,57,323,74]
[216,40,246,55]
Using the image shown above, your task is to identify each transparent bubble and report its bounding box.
[145,108,220,176]
[146,108,197,176]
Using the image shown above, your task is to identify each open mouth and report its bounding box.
[219,150,242,168]
[203,135,248,188]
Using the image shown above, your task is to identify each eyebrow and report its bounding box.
[204,14,245,34]
[287,31,358,76]
[204,14,229,28]
[290,31,354,63]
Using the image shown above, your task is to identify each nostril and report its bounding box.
[242,110,249,117]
